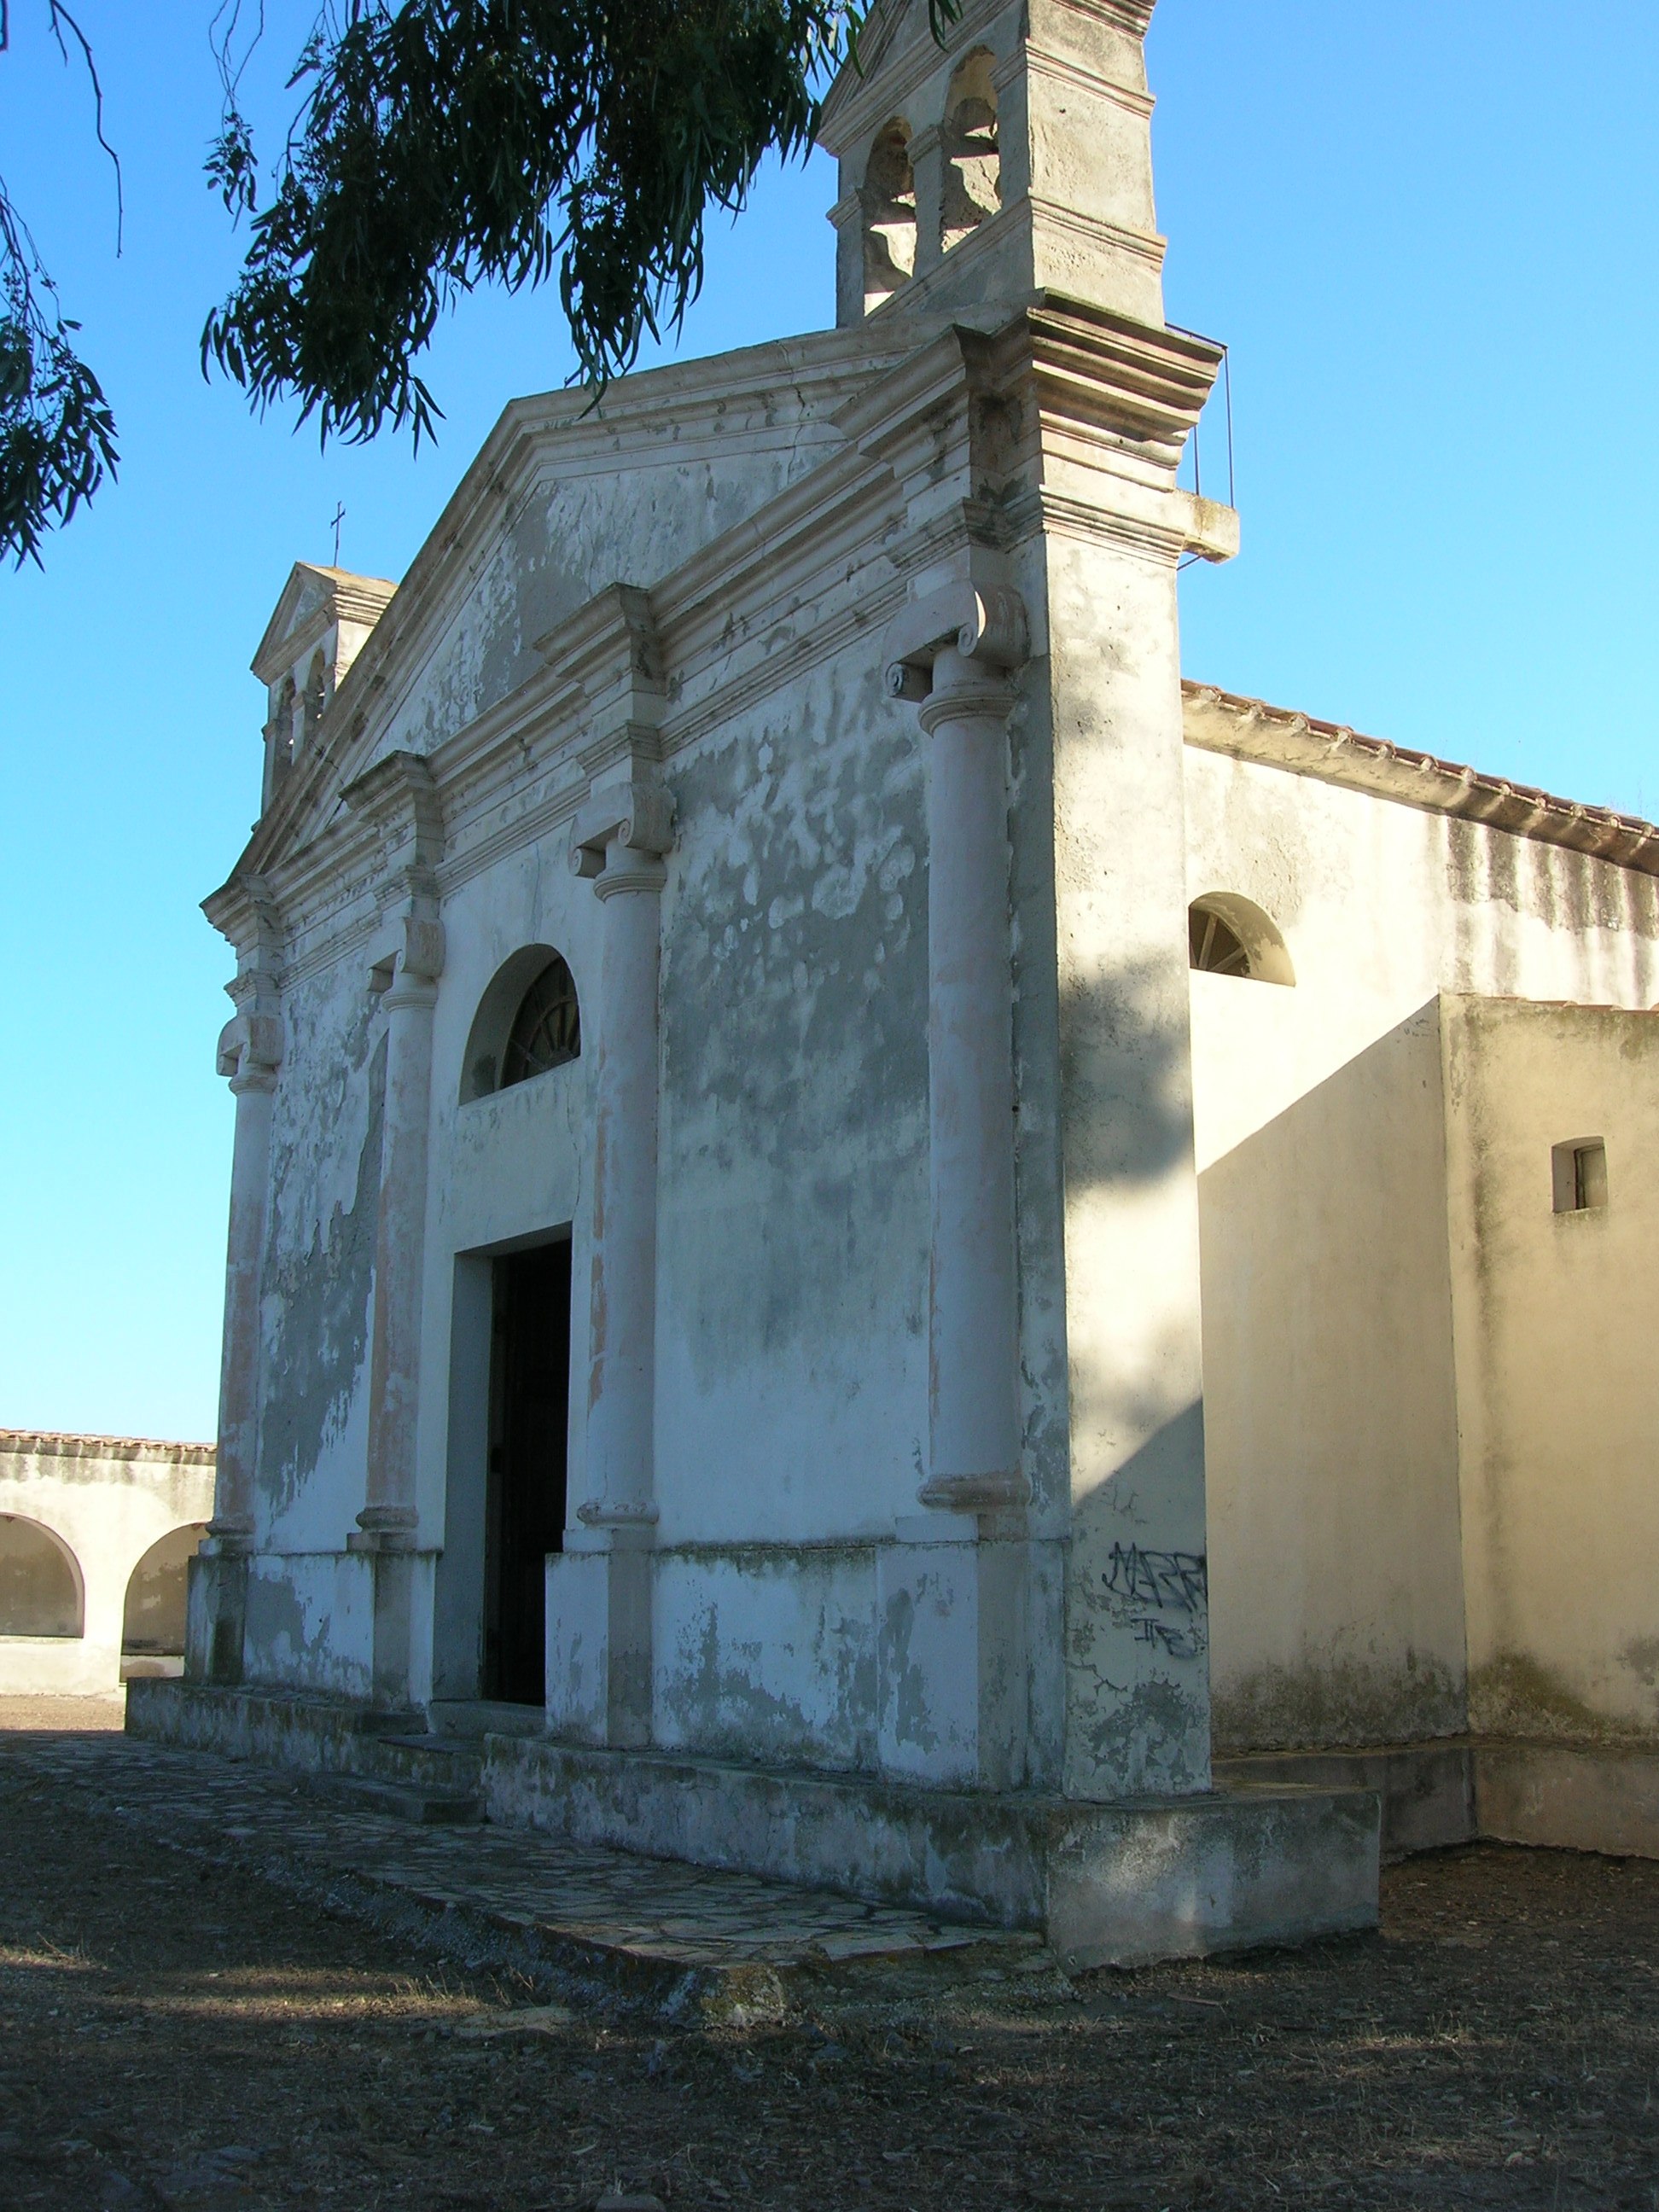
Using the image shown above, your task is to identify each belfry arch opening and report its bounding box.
[0,1515,84,1639]
[862,119,917,313]
[940,50,1000,254]
[1188,894,1295,986]
[461,946,581,1103]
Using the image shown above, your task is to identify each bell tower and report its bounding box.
[818,0,1166,332]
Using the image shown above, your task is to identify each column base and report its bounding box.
[184,1546,248,1686]
[876,1515,1031,1788]
[343,1527,428,1711]
[546,1539,653,1748]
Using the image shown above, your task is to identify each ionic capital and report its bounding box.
[216,1008,285,1091]
[570,771,675,894]
[882,579,1030,706]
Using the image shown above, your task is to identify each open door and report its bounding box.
[483,1240,571,1704]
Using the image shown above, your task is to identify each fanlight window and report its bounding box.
[1189,905,1251,977]
[863,120,917,313]
[1187,894,1295,987]
[940,50,1000,253]
[501,956,581,1088]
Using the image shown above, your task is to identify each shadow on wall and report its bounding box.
[123,1524,211,1678]
[1056,950,1196,1198]
[1199,1004,1470,1753]
[0,1514,84,1639]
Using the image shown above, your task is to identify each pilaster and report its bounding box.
[343,752,446,1711]
[550,759,675,1747]
[187,880,284,1688]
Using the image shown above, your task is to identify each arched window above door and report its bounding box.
[461,946,583,1102]
[502,956,581,1088]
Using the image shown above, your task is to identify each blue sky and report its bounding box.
[1,0,1655,1441]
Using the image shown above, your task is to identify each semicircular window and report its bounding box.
[501,956,581,1088]
[1189,904,1252,978]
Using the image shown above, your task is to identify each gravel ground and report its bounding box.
[1,1709,1656,2211]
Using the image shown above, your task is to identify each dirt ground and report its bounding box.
[1,1703,1656,2212]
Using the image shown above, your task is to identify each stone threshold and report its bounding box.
[128,1680,1382,1970]
[6,1725,1041,2025]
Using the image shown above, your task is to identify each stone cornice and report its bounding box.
[201,871,282,962]
[1016,39,1155,119]
[998,296,1222,461]
[207,301,1232,984]
[819,0,1155,148]
[1184,683,1659,878]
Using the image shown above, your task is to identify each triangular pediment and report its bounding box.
[221,323,913,896]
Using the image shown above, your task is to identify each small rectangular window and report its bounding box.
[1552,1138,1608,1213]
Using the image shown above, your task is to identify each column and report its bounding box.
[186,998,282,1685]
[917,640,1023,1513]
[554,774,672,1747]
[876,580,1031,1787]
[350,909,445,1708]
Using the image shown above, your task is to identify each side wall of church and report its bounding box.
[1185,746,1659,1750]
[1444,994,1659,1749]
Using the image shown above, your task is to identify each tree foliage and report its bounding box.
[0,0,121,567]
[203,0,917,445]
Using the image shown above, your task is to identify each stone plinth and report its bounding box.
[128,1679,1378,1969]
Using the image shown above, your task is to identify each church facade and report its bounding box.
[140,0,1659,1958]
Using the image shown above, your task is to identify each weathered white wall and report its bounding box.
[0,1434,213,1696]
[654,649,932,1551]
[361,335,913,776]
[257,959,385,1557]
[1444,995,1659,1747]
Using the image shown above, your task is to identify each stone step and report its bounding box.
[44,1718,1049,2023]
[427,1698,550,1741]
[301,1771,482,1825]
[364,1732,485,1794]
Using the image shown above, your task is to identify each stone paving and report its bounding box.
[0,1727,1039,2018]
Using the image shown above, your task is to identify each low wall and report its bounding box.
[0,1432,215,1697]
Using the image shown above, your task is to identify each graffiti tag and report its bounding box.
[1103,1543,1208,1615]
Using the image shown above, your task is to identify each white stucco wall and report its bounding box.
[1444,994,1659,1747]
[1186,729,1659,1751]
[1201,1003,1466,1750]
[0,1434,214,1696]
[1183,740,1659,1179]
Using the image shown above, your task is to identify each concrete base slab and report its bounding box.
[129,1680,1381,1968]
[1476,1741,1659,1858]
[1217,1742,1476,1859]
[1218,1737,1659,1861]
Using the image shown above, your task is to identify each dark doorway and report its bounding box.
[483,1240,571,1704]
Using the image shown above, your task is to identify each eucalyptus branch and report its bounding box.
[201,0,958,446]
